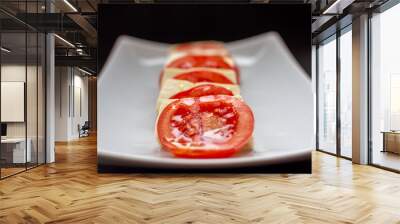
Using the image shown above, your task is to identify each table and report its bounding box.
[1,138,32,164]
[382,131,400,154]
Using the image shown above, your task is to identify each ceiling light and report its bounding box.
[63,0,78,12]
[76,48,85,55]
[77,67,93,76]
[1,47,11,53]
[54,34,75,48]
[323,0,340,14]
[322,0,354,15]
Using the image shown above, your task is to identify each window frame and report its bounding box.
[367,0,400,173]
[315,24,353,161]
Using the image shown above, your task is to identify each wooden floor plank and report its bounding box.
[1,135,400,224]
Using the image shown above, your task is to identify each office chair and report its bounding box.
[79,121,90,138]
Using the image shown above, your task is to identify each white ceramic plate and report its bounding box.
[98,32,314,169]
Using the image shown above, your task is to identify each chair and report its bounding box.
[79,121,90,138]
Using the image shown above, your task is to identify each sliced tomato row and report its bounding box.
[169,42,240,81]
[157,42,253,158]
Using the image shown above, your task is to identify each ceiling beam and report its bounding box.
[52,0,97,47]
[55,55,96,72]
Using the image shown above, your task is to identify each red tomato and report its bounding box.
[165,56,240,84]
[170,84,234,99]
[166,55,234,70]
[233,65,240,83]
[174,42,225,52]
[173,70,234,84]
[157,95,254,158]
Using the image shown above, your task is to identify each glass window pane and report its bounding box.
[27,31,38,169]
[318,37,337,154]
[340,29,352,158]
[371,4,400,171]
[0,1,46,179]
[26,0,39,170]
[1,30,28,177]
[38,32,46,165]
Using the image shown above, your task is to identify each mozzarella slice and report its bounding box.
[157,79,241,113]
[160,67,238,87]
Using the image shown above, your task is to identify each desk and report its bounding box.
[382,131,400,154]
[1,138,31,163]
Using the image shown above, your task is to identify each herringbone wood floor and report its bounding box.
[1,135,400,224]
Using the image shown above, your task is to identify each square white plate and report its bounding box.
[98,32,314,169]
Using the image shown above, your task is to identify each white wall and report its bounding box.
[1,64,46,163]
[1,65,39,137]
[71,73,89,139]
[312,45,317,147]
[1,65,28,143]
[55,66,70,141]
[55,67,89,141]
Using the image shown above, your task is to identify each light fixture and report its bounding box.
[1,47,11,53]
[322,0,354,15]
[54,34,75,48]
[77,67,93,76]
[323,0,341,14]
[63,0,78,12]
[76,48,86,56]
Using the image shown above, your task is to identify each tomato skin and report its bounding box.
[233,65,240,84]
[173,70,234,84]
[174,42,226,52]
[162,55,239,85]
[157,95,254,158]
[167,55,234,70]
[166,145,237,159]
[170,84,234,99]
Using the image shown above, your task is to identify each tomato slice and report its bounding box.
[157,95,254,158]
[174,42,225,52]
[233,65,240,83]
[166,55,234,70]
[165,56,240,84]
[173,70,234,84]
[170,84,234,99]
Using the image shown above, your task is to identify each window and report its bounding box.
[318,36,337,154]
[370,3,400,171]
[339,28,352,158]
[317,25,353,159]
[0,2,47,179]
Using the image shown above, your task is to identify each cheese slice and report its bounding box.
[157,98,176,115]
[160,67,238,87]
[157,79,241,113]
[159,79,241,99]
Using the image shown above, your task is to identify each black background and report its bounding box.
[98,155,311,174]
[98,4,311,76]
[97,4,312,173]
